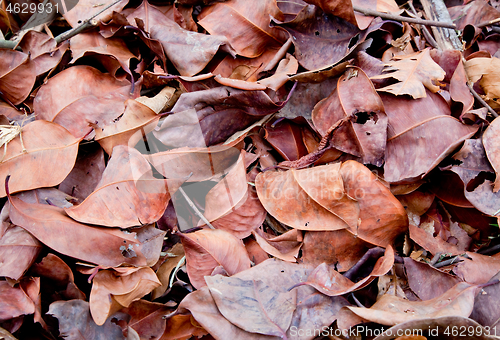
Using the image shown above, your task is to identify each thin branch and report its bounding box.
[178,186,215,230]
[55,0,122,44]
[408,0,439,49]
[476,17,500,29]
[467,83,499,118]
[352,5,457,29]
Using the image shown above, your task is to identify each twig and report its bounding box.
[476,17,500,29]
[467,83,499,118]
[478,243,500,255]
[434,255,462,268]
[178,186,215,230]
[352,5,456,29]
[408,0,439,49]
[55,0,122,44]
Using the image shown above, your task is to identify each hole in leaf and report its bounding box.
[315,31,320,36]
[466,171,495,192]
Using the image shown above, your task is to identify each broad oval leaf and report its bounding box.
[255,162,360,232]
[8,192,147,267]
[0,120,80,197]
[180,228,251,289]
[65,146,178,227]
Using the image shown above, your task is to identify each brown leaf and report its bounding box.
[299,230,369,272]
[256,162,359,232]
[0,120,80,197]
[94,100,160,155]
[275,5,361,70]
[450,139,500,216]
[151,21,233,77]
[403,257,462,301]
[146,143,242,183]
[8,191,148,267]
[483,116,500,192]
[382,91,478,183]
[206,275,296,338]
[58,142,106,201]
[162,314,208,340]
[340,161,408,246]
[0,281,35,321]
[154,86,290,147]
[30,253,86,300]
[294,245,394,296]
[264,117,311,162]
[126,300,173,340]
[34,65,137,139]
[253,228,302,262]
[341,282,480,326]
[48,299,126,340]
[179,258,349,340]
[0,224,41,280]
[0,49,36,105]
[372,49,446,99]
[152,243,185,300]
[198,0,286,58]
[65,146,177,227]
[312,67,387,166]
[180,228,251,289]
[90,267,161,325]
[465,57,500,109]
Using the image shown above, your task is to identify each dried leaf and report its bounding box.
[372,49,446,99]
[483,116,500,192]
[65,146,178,227]
[198,0,286,58]
[90,267,161,325]
[0,224,41,280]
[180,228,251,289]
[0,120,80,197]
[205,275,296,338]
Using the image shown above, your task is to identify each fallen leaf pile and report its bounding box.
[2,0,500,339]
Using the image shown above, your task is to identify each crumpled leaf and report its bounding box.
[89,267,161,325]
[69,31,137,79]
[275,4,362,71]
[340,282,481,327]
[180,228,251,289]
[382,91,478,183]
[30,253,86,301]
[312,67,387,166]
[198,0,287,58]
[483,116,500,192]
[125,300,173,340]
[372,49,446,99]
[293,245,394,296]
[253,228,302,262]
[0,224,41,280]
[150,20,234,77]
[34,65,138,139]
[206,275,296,338]
[0,120,80,197]
[450,139,500,216]
[65,146,178,228]
[48,299,125,340]
[8,189,148,267]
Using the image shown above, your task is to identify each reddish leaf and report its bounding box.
[65,146,177,227]
[0,120,80,197]
[0,224,41,280]
[312,67,387,166]
[483,116,500,192]
[0,281,35,321]
[180,228,251,289]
